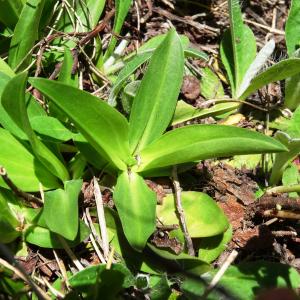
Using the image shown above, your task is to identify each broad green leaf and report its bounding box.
[104,0,132,60]
[147,244,211,276]
[0,72,26,139]
[108,34,190,107]
[0,128,60,191]
[44,179,82,240]
[137,124,287,173]
[129,29,184,153]
[0,0,23,28]
[29,78,134,170]
[200,67,224,99]
[0,58,15,77]
[198,225,232,263]
[1,73,69,181]
[0,190,21,243]
[237,39,275,97]
[157,192,229,237]
[286,0,300,56]
[149,275,172,300]
[172,101,239,126]
[25,220,90,248]
[201,262,300,300]
[114,171,157,251]
[74,135,114,172]
[220,0,256,96]
[69,264,135,289]
[30,116,75,142]
[285,50,300,111]
[270,132,300,185]
[8,0,45,71]
[240,58,300,100]
[282,163,300,197]
[181,262,300,299]
[285,105,300,138]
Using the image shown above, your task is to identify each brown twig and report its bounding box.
[0,167,43,206]
[70,8,116,74]
[171,166,195,256]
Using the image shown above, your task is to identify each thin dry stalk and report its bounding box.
[203,250,238,299]
[0,167,43,206]
[53,249,70,289]
[93,177,110,259]
[171,166,195,256]
[83,212,106,263]
[57,237,84,271]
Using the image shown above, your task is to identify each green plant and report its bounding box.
[26,29,287,252]
[285,0,300,111]
[269,106,300,187]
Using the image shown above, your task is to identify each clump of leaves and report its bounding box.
[28,29,286,251]
[220,0,300,101]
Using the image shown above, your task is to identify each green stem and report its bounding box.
[267,184,300,194]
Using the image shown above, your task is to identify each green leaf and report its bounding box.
[104,0,132,60]
[0,0,23,28]
[197,225,232,263]
[147,244,211,276]
[172,101,239,126]
[114,171,157,251]
[282,164,300,197]
[200,67,224,99]
[184,47,208,60]
[285,106,300,138]
[220,0,256,96]
[129,29,184,153]
[270,132,300,185]
[285,50,300,111]
[30,116,75,142]
[1,73,69,181]
[0,58,15,77]
[69,263,135,289]
[0,189,21,243]
[157,192,229,237]
[8,0,45,71]
[29,77,134,170]
[44,179,82,240]
[0,128,60,191]
[286,0,300,56]
[237,39,275,97]
[74,135,113,172]
[240,58,300,100]
[108,34,190,106]
[25,220,90,248]
[58,48,78,87]
[108,52,152,106]
[137,124,287,173]
[193,262,300,300]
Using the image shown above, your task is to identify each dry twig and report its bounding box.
[171,166,195,256]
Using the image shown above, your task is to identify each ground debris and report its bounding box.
[202,162,257,205]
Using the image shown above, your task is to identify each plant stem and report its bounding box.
[93,177,110,259]
[172,166,195,256]
[0,167,43,206]
[266,184,300,194]
[202,250,238,299]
